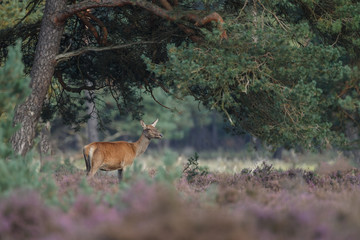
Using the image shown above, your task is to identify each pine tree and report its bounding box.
[0,40,31,158]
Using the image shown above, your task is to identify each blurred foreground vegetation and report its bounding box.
[1,150,360,240]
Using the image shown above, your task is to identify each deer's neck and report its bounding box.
[134,133,151,157]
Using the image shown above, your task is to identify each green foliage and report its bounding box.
[121,149,182,187]
[154,149,182,182]
[252,161,273,178]
[179,0,225,10]
[122,160,145,184]
[2,0,358,153]
[146,4,359,149]
[0,0,44,30]
[55,158,78,174]
[0,40,56,201]
[0,40,30,158]
[183,152,208,182]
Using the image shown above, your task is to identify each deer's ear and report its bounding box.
[151,119,159,127]
[140,120,146,129]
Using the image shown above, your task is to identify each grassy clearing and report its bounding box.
[69,148,345,173]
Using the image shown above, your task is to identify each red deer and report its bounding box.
[83,119,163,180]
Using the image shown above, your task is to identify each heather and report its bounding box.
[1,154,360,240]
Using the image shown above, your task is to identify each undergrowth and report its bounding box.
[0,41,57,204]
[1,151,360,240]
[183,152,209,182]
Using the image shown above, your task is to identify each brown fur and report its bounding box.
[83,119,162,179]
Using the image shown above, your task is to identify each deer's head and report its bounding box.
[140,119,163,139]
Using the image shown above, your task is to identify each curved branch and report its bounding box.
[76,11,101,44]
[196,12,228,39]
[149,88,172,110]
[109,84,124,114]
[54,0,176,24]
[150,77,183,100]
[144,78,172,110]
[75,10,109,45]
[53,0,227,40]
[158,0,173,10]
[85,11,108,45]
[55,41,159,63]
[55,71,102,93]
[182,12,228,40]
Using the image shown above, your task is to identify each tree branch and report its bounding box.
[158,0,173,10]
[85,11,108,45]
[182,12,228,39]
[54,0,176,24]
[144,78,172,110]
[75,10,109,45]
[53,0,227,40]
[150,77,183,100]
[55,71,102,93]
[76,11,101,44]
[55,41,159,63]
[195,12,228,39]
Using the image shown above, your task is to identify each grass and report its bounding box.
[69,148,346,175]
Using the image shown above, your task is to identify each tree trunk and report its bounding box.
[38,121,52,165]
[345,121,360,165]
[11,0,66,155]
[39,121,51,155]
[211,111,218,148]
[272,147,283,160]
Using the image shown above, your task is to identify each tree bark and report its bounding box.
[38,121,52,165]
[39,121,51,155]
[11,0,66,155]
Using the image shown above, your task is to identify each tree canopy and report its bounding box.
[0,0,359,154]
[146,2,360,149]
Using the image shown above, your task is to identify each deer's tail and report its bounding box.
[83,146,91,174]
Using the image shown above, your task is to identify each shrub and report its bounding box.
[0,41,57,202]
[0,191,59,240]
[183,152,209,182]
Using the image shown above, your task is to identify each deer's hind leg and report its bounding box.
[117,169,123,181]
[83,148,91,175]
[87,149,103,179]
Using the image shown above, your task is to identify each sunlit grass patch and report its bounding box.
[65,149,350,176]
